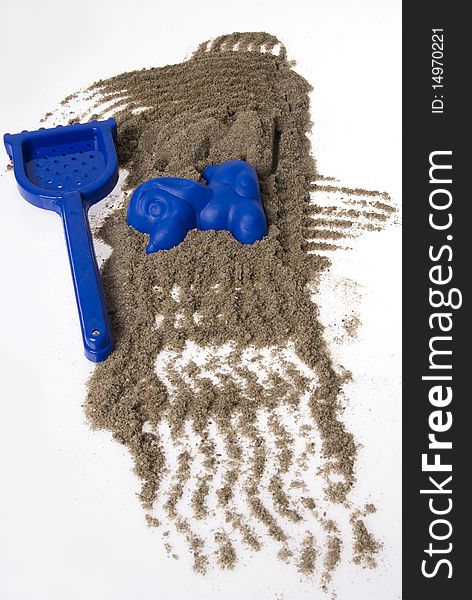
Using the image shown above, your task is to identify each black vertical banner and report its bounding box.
[403,1,468,598]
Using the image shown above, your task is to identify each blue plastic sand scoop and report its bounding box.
[4,119,119,362]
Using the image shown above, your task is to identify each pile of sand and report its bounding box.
[51,32,395,584]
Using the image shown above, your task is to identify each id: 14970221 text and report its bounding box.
[432,28,444,114]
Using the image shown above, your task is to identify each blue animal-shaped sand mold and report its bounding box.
[127,160,267,253]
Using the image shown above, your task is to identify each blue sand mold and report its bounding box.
[127,160,268,253]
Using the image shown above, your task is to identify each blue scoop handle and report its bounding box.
[61,191,113,362]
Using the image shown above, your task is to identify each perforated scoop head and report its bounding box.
[4,119,118,211]
[4,120,119,362]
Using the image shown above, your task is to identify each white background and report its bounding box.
[0,1,401,598]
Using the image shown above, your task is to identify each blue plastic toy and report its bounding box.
[4,119,118,362]
[127,160,267,253]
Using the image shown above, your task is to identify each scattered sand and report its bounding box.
[48,32,394,584]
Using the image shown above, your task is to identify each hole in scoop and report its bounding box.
[91,329,100,337]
